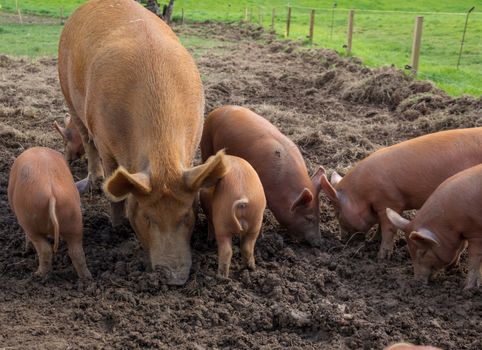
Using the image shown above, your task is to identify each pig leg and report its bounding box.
[30,235,53,278]
[71,114,104,189]
[465,239,482,289]
[377,210,399,260]
[448,240,468,268]
[207,219,215,242]
[216,234,233,278]
[240,231,258,271]
[103,156,126,227]
[67,239,92,280]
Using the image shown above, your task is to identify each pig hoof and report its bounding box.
[377,248,392,261]
[464,274,481,289]
[31,271,49,283]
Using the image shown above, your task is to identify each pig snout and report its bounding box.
[304,229,322,247]
[413,265,431,284]
[154,263,191,286]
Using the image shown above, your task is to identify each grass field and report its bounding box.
[0,0,481,96]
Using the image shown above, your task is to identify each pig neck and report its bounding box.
[266,151,314,218]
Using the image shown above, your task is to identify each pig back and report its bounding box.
[8,147,80,231]
[203,106,313,216]
[344,127,482,210]
[58,0,204,171]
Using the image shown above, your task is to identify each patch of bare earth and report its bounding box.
[0,22,481,349]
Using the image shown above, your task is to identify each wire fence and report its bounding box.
[173,2,482,95]
[0,1,481,95]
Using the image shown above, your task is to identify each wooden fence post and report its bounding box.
[249,7,253,23]
[410,16,424,75]
[16,0,23,25]
[258,7,262,26]
[181,8,184,25]
[308,9,315,44]
[286,6,292,37]
[271,8,275,31]
[244,7,248,22]
[346,10,355,55]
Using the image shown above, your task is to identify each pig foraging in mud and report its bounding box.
[58,0,226,285]
[54,114,85,162]
[200,155,266,277]
[319,127,482,260]
[201,105,324,247]
[387,163,482,289]
[8,147,91,280]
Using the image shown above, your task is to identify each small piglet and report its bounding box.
[387,163,482,289]
[54,114,85,162]
[202,105,323,247]
[320,127,482,259]
[8,147,91,280]
[200,155,266,277]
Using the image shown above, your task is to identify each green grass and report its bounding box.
[1,0,481,96]
[0,24,62,57]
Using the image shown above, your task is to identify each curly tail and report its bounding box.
[48,197,60,253]
[232,197,249,232]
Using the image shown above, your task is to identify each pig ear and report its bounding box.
[104,166,152,201]
[330,171,342,186]
[54,121,67,140]
[290,188,314,212]
[386,208,410,232]
[64,114,72,126]
[311,166,325,196]
[319,172,338,202]
[183,149,229,191]
[409,229,440,248]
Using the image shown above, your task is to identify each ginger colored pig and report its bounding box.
[58,0,223,285]
[201,105,324,247]
[200,155,266,277]
[387,163,482,289]
[53,114,85,162]
[320,127,482,259]
[8,147,91,280]
[385,343,442,350]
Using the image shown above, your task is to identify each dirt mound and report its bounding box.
[0,22,481,349]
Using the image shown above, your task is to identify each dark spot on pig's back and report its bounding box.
[20,166,31,183]
[273,148,284,185]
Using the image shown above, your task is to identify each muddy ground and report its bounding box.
[0,22,481,349]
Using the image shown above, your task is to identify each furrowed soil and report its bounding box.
[0,22,481,349]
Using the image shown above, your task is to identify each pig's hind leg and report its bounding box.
[240,228,259,271]
[377,209,401,260]
[216,233,233,278]
[465,239,482,289]
[30,234,53,278]
[66,238,92,281]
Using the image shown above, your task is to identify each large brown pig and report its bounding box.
[58,0,227,285]
[200,155,266,277]
[319,127,482,259]
[201,106,324,246]
[387,163,482,289]
[54,114,85,162]
[8,147,91,280]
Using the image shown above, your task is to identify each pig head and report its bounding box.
[54,114,85,162]
[386,208,462,284]
[104,151,229,285]
[319,168,378,235]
